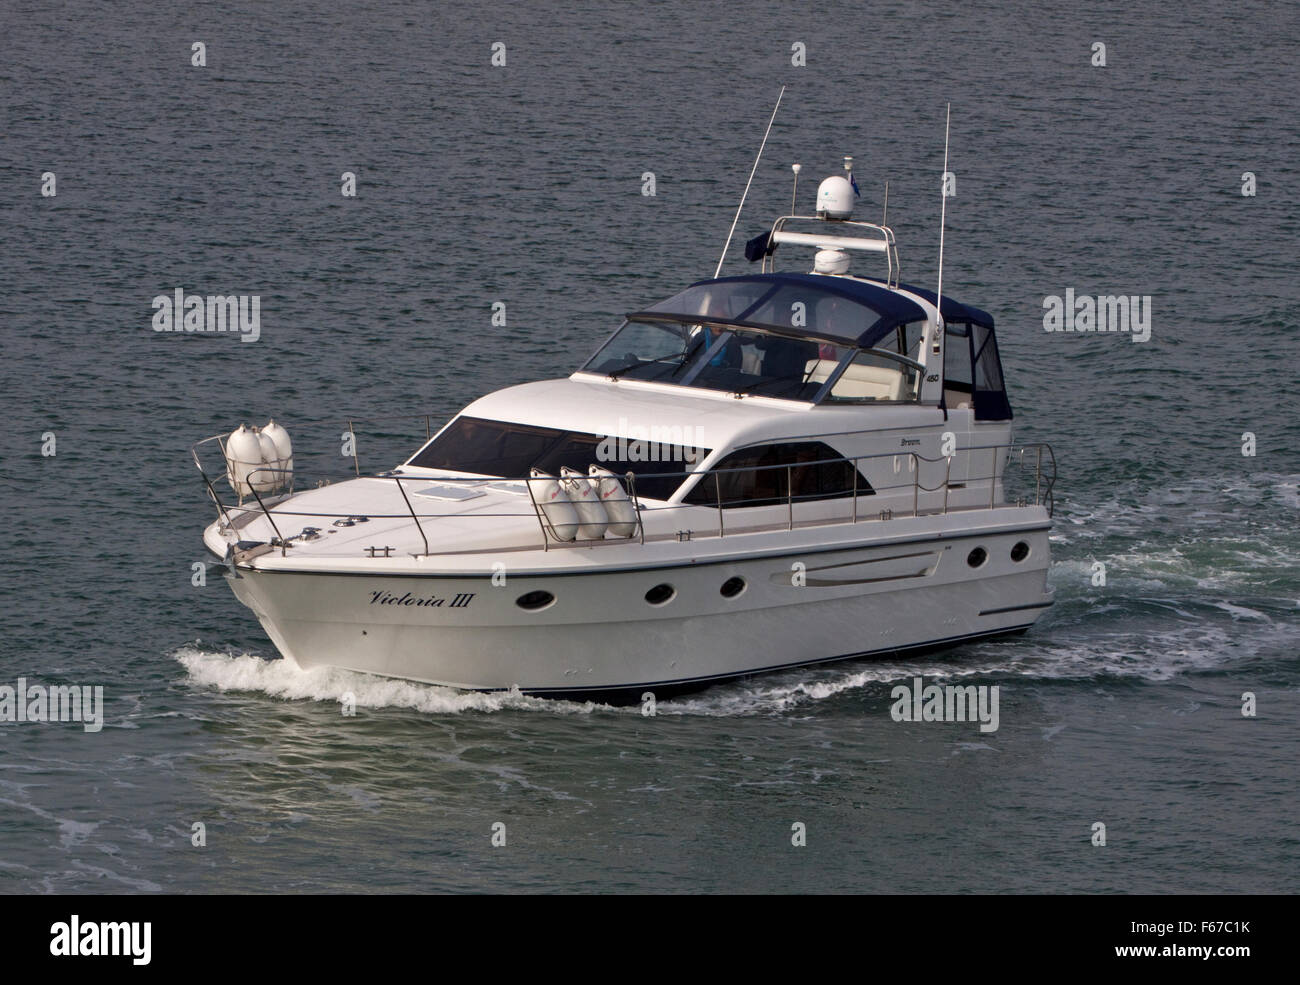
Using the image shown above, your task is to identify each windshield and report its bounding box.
[686,328,847,400]
[582,318,853,401]
[581,319,703,382]
[580,317,921,403]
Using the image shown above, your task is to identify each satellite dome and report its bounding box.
[816,175,854,219]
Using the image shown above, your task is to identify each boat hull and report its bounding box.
[222,520,1053,698]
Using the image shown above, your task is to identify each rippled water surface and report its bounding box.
[1,0,1297,893]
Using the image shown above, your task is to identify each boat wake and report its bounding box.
[173,645,627,716]
[174,644,970,718]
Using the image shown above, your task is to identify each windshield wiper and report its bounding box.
[668,338,706,378]
[607,341,702,380]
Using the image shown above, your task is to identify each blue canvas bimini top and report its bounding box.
[891,282,994,329]
[633,273,931,349]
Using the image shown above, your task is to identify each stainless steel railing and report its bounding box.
[193,430,1056,559]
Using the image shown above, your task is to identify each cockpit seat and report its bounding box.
[804,359,905,400]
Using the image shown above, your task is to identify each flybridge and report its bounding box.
[574,140,1012,416]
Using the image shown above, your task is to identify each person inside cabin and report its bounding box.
[706,324,742,367]
[687,290,741,370]
[690,321,740,369]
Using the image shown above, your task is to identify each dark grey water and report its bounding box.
[1,0,1297,893]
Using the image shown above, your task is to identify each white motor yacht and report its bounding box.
[194,159,1055,700]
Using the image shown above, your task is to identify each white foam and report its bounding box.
[658,660,1016,717]
[174,646,629,716]
[66,860,162,893]
[1208,601,1271,622]
[57,818,99,848]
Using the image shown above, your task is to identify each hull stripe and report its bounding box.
[978,600,1055,616]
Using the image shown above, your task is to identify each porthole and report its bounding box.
[645,583,676,606]
[1010,541,1030,562]
[719,576,746,598]
[516,590,555,611]
[966,547,988,569]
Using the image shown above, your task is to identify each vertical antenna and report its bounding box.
[935,103,951,320]
[882,181,889,226]
[790,163,801,213]
[714,85,785,279]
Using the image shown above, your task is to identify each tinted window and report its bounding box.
[971,324,1012,420]
[683,441,874,508]
[408,417,564,477]
[407,417,709,500]
[944,322,972,391]
[973,324,1005,392]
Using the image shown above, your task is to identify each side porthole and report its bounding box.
[645,583,676,606]
[720,576,746,598]
[516,590,555,611]
[1010,541,1030,562]
[966,547,988,569]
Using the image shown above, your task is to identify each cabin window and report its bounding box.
[682,441,874,509]
[407,416,710,500]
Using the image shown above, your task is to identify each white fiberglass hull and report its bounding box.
[221,513,1052,698]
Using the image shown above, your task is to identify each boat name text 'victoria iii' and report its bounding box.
[368,591,476,608]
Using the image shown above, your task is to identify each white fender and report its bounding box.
[252,430,279,493]
[263,419,293,489]
[589,465,637,537]
[529,468,579,541]
[225,424,262,498]
[561,466,609,539]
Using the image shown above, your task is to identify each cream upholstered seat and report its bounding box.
[804,359,905,400]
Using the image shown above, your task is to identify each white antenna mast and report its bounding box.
[935,103,951,321]
[790,163,801,213]
[882,180,889,226]
[714,85,785,278]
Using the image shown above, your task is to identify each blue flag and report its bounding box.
[849,172,860,197]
